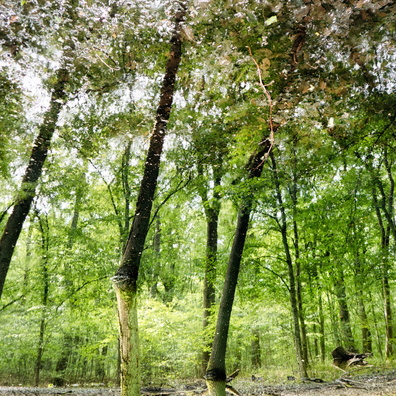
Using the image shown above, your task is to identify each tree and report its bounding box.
[0,66,69,299]
[112,4,186,395]
[205,138,271,396]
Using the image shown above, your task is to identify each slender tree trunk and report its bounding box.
[150,217,161,297]
[370,168,393,357]
[205,200,253,396]
[34,212,50,386]
[112,7,185,395]
[205,141,271,396]
[67,179,84,249]
[202,206,219,369]
[383,275,393,357]
[318,294,326,362]
[327,292,341,347]
[368,290,383,358]
[353,255,372,353]
[270,152,307,377]
[290,158,309,367]
[251,329,261,368]
[0,67,68,299]
[357,289,372,353]
[357,149,395,356]
[198,164,222,372]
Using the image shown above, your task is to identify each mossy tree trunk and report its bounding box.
[112,6,185,395]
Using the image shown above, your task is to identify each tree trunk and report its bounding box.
[67,179,84,249]
[357,289,372,353]
[0,67,68,299]
[112,6,185,395]
[198,164,222,372]
[334,269,355,351]
[369,165,393,357]
[34,212,50,386]
[290,157,309,368]
[205,140,271,396]
[205,200,253,396]
[270,152,307,377]
[251,329,261,368]
[357,149,395,356]
[318,293,326,362]
[150,217,161,297]
[383,275,393,357]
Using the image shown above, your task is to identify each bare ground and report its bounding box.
[2,371,396,396]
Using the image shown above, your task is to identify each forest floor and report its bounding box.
[2,370,396,396]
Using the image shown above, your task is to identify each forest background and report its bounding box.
[0,0,396,390]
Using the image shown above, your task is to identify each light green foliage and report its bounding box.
[1,0,396,387]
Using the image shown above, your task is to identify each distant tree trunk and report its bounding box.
[334,268,355,351]
[327,291,342,347]
[270,151,307,378]
[112,6,185,396]
[318,293,326,362]
[150,217,161,297]
[251,329,261,368]
[54,334,73,386]
[205,140,271,396]
[67,178,84,249]
[290,156,309,367]
[34,212,50,387]
[370,169,393,357]
[357,289,372,353]
[0,67,68,299]
[383,275,393,357]
[353,255,372,353]
[357,148,395,356]
[96,345,108,382]
[309,252,325,362]
[198,163,222,372]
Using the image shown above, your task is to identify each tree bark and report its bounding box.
[0,67,68,299]
[112,6,185,395]
[205,140,271,396]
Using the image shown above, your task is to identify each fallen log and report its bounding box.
[332,346,371,371]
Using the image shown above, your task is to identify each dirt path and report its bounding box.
[1,371,396,396]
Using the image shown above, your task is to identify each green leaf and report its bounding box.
[265,15,278,26]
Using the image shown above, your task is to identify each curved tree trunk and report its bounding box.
[112,6,185,395]
[0,67,68,299]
